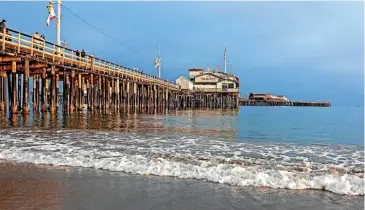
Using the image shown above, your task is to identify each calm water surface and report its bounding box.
[0,106,363,209]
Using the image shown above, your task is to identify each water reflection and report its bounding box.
[0,109,240,140]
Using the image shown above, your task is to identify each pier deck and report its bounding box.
[0,27,239,114]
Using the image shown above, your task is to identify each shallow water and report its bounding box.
[0,106,363,208]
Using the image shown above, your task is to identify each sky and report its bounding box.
[0,1,363,105]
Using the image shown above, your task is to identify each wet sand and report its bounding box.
[0,162,363,210]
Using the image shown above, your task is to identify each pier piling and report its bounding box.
[23,59,30,114]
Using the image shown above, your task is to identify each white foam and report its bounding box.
[0,129,363,196]
[0,147,363,196]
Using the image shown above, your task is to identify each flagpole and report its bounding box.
[224,46,227,73]
[56,0,61,47]
[158,44,161,78]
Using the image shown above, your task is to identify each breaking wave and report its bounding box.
[0,129,363,196]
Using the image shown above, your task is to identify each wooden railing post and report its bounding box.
[71,51,74,66]
[58,46,61,60]
[1,27,5,51]
[62,47,65,64]
[30,36,34,56]
[52,44,55,62]
[17,32,20,53]
[42,39,45,59]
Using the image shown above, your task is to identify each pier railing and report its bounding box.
[0,27,180,90]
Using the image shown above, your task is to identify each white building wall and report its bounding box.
[188,80,194,90]
[176,76,193,90]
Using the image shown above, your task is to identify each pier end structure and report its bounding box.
[239,93,331,107]
[175,67,240,109]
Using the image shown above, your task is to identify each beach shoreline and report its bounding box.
[0,161,363,210]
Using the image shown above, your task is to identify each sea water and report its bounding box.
[0,106,363,209]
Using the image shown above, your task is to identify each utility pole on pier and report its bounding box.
[224,46,227,73]
[154,45,161,78]
[56,0,61,47]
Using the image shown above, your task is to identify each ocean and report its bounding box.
[0,106,363,209]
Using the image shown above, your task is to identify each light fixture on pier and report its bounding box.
[47,1,53,14]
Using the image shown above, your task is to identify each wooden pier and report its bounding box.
[239,99,331,107]
[0,27,239,114]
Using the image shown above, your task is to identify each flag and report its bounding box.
[46,5,56,26]
[224,47,227,61]
[154,57,161,70]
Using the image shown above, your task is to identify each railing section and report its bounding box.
[0,27,180,89]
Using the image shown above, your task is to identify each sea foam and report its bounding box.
[0,129,363,196]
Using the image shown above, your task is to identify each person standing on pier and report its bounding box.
[0,19,6,31]
[32,32,41,50]
[81,49,86,62]
[39,34,45,51]
[76,50,80,61]
[0,19,6,41]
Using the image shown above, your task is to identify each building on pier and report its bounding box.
[176,67,239,93]
[175,76,193,90]
[249,93,289,102]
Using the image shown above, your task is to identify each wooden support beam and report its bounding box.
[75,72,80,111]
[0,63,46,71]
[90,73,94,110]
[23,59,30,114]
[70,70,75,112]
[17,72,21,112]
[33,74,39,111]
[50,66,56,112]
[10,61,17,114]
[0,71,5,111]
[56,72,59,108]
[0,56,22,62]
[41,67,47,112]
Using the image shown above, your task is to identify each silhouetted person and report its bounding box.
[0,19,6,40]
[33,32,40,50]
[39,34,45,51]
[76,50,80,61]
[81,49,85,58]
[0,19,6,32]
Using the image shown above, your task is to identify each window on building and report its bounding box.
[228,83,234,88]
